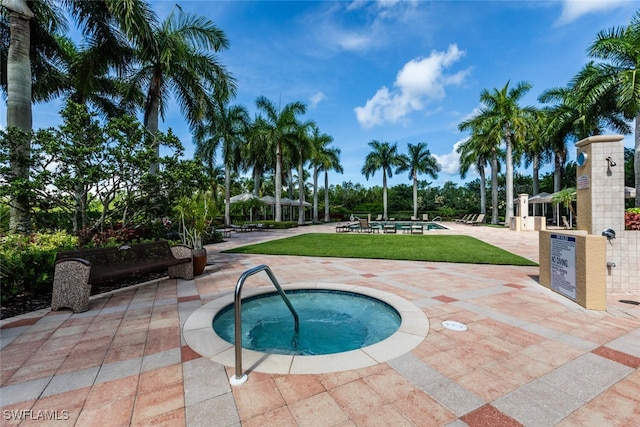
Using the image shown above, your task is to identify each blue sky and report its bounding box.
[17,0,640,189]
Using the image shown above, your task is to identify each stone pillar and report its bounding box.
[575,135,639,291]
[575,135,625,235]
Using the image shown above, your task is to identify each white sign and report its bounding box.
[550,234,577,300]
[577,174,589,190]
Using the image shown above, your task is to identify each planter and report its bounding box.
[192,248,207,276]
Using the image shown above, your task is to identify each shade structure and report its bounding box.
[625,186,636,199]
[229,192,259,203]
[528,192,552,204]
[259,195,276,205]
[291,198,311,207]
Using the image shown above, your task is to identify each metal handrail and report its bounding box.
[230,264,299,385]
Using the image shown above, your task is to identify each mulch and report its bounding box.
[1,272,168,320]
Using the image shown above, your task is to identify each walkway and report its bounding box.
[1,223,638,426]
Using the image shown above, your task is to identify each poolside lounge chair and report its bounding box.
[455,214,471,223]
[422,214,429,221]
[375,214,383,221]
[383,224,396,233]
[358,218,375,233]
[469,214,485,226]
[411,224,423,234]
[461,214,477,224]
[410,215,419,221]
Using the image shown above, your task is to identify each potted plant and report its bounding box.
[174,191,219,276]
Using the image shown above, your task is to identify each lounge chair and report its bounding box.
[455,214,470,223]
[410,215,419,221]
[358,218,374,233]
[411,224,423,234]
[383,224,396,233]
[462,214,477,224]
[375,214,383,221]
[469,214,485,226]
[422,214,429,221]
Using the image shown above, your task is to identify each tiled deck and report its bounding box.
[1,223,639,426]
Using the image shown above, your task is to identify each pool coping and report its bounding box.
[183,282,430,375]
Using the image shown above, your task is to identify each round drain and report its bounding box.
[442,320,468,331]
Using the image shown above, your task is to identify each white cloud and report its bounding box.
[354,45,469,128]
[433,140,465,176]
[556,0,629,25]
[309,91,327,108]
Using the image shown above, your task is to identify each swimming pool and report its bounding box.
[371,221,448,231]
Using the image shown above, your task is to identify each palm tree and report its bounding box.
[516,108,554,216]
[127,6,235,173]
[476,81,534,226]
[308,125,341,223]
[254,96,306,221]
[582,11,640,206]
[361,140,405,220]
[194,97,249,227]
[244,117,273,197]
[459,113,504,224]
[2,0,155,231]
[398,142,440,218]
[457,135,490,216]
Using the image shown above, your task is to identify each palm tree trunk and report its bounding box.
[505,132,514,226]
[275,142,282,222]
[382,172,388,220]
[554,152,563,193]
[297,160,305,226]
[312,167,319,223]
[144,73,162,175]
[6,2,33,232]
[479,164,486,215]
[491,150,499,224]
[224,167,231,226]
[324,171,330,222]
[412,173,418,218]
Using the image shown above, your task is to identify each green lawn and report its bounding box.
[222,233,538,266]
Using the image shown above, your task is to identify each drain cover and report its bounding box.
[619,300,640,305]
[442,320,468,331]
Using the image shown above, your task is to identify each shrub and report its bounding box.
[1,231,78,303]
[625,208,640,230]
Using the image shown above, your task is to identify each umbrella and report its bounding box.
[528,192,552,204]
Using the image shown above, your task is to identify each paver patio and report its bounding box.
[1,222,639,426]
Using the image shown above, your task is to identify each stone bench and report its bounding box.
[51,241,193,313]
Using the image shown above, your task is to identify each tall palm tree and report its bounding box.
[244,117,273,197]
[127,6,235,173]
[582,10,640,206]
[292,120,314,225]
[309,125,341,223]
[398,142,440,218]
[254,96,306,221]
[459,112,504,224]
[519,109,553,215]
[194,98,249,227]
[2,0,155,231]
[361,140,405,220]
[457,135,490,216]
[477,81,534,226]
[3,0,33,231]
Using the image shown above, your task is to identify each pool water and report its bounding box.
[371,221,447,230]
[212,290,401,355]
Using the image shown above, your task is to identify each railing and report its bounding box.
[230,264,299,385]
[432,216,442,222]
